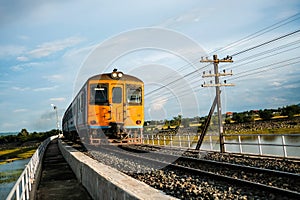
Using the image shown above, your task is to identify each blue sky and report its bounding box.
[0,0,300,132]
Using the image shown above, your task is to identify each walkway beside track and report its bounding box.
[34,139,92,200]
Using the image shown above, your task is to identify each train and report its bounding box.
[62,69,144,145]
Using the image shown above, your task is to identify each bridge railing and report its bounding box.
[6,135,58,200]
[223,134,300,158]
[142,133,300,158]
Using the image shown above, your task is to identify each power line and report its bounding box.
[148,58,300,104]
[144,63,211,97]
[144,15,300,100]
[210,12,300,55]
[231,29,300,56]
[228,56,300,81]
[224,42,300,71]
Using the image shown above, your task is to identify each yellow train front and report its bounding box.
[62,69,144,145]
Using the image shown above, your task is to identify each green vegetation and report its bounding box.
[0,146,37,164]
[225,104,300,123]
[145,104,300,135]
[0,129,59,146]
[0,129,59,164]
[0,169,23,184]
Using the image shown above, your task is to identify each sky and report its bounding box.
[0,0,300,132]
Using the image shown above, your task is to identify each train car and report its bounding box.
[62,69,144,144]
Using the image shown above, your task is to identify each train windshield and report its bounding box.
[126,85,142,105]
[90,84,108,105]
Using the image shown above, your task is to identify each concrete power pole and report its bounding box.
[200,55,234,153]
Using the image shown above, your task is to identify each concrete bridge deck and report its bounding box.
[30,138,175,200]
[34,139,92,199]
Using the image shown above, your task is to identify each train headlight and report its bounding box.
[136,120,141,125]
[111,72,118,79]
[117,72,123,78]
[111,69,123,79]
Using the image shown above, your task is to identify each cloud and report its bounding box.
[10,62,41,71]
[13,108,28,113]
[0,45,26,58]
[271,81,282,87]
[43,74,64,82]
[49,97,66,102]
[17,56,29,61]
[11,86,30,91]
[10,65,24,72]
[270,97,287,103]
[27,36,85,59]
[283,83,299,89]
[33,85,58,92]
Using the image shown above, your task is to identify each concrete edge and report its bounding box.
[58,139,178,200]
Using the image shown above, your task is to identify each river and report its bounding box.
[0,158,30,199]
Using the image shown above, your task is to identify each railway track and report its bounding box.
[85,144,300,199]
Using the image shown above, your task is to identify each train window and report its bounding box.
[90,84,108,105]
[126,85,142,105]
[112,87,122,103]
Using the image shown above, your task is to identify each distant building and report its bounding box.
[226,112,233,118]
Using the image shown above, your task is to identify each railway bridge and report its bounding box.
[6,136,176,200]
[5,134,300,200]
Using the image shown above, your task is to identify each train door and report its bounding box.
[111,84,124,123]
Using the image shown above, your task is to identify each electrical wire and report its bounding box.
[144,14,300,105]
[231,29,300,57]
[210,12,300,55]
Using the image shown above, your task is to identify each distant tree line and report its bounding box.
[226,104,300,124]
[144,104,300,131]
[0,129,60,145]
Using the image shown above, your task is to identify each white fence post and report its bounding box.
[257,135,262,155]
[210,135,213,150]
[179,135,182,147]
[25,168,29,199]
[281,135,287,157]
[238,135,243,153]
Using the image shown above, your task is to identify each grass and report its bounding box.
[0,169,23,184]
[0,146,37,165]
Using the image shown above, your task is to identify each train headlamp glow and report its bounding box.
[111,72,118,78]
[117,72,123,78]
[111,70,123,79]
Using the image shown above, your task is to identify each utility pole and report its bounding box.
[200,55,234,153]
[51,104,60,136]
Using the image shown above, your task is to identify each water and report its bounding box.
[0,132,18,137]
[0,158,30,199]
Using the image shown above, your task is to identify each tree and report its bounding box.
[281,105,300,118]
[18,128,29,137]
[259,109,273,121]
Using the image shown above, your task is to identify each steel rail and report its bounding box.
[93,144,300,199]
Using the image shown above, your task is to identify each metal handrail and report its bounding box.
[6,135,58,200]
[142,133,300,158]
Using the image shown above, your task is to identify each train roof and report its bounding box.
[88,73,143,83]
